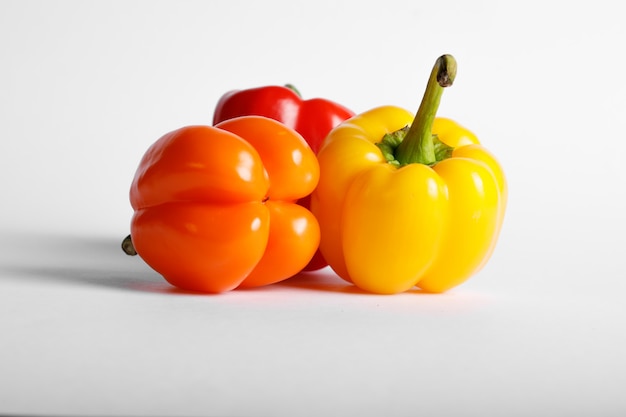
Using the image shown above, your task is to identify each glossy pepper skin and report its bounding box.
[310,55,507,294]
[129,116,320,293]
[213,85,354,154]
[213,84,354,271]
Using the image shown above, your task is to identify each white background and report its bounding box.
[1,1,625,416]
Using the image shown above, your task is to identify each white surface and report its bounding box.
[1,1,625,416]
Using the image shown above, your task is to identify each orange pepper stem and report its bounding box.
[395,54,457,166]
[121,234,137,256]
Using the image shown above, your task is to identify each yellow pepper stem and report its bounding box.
[395,55,457,166]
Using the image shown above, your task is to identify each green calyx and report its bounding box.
[377,54,457,167]
[376,126,453,167]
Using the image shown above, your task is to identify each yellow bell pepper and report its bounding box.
[310,55,507,294]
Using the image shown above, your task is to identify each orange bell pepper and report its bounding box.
[127,116,320,293]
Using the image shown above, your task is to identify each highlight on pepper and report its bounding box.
[310,54,508,294]
[124,116,321,293]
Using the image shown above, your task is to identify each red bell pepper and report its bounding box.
[212,85,354,155]
[212,85,354,271]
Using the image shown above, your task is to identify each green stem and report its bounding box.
[395,55,457,166]
[284,84,302,97]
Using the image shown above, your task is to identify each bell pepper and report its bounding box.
[212,84,354,154]
[127,116,320,293]
[310,55,507,294]
[212,84,354,271]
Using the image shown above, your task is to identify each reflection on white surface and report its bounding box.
[1,231,625,416]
